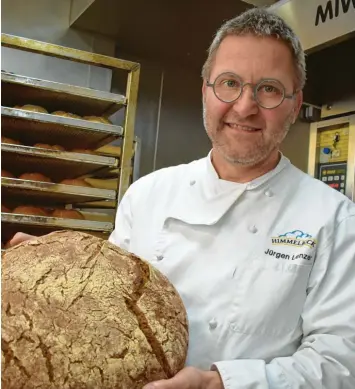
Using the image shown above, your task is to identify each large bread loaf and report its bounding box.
[1,231,188,389]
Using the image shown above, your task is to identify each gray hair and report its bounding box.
[202,7,306,90]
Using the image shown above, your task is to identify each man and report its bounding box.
[9,8,355,389]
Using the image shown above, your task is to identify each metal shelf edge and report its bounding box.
[1,71,126,105]
[1,178,117,200]
[1,213,113,232]
[1,144,118,167]
[1,107,124,136]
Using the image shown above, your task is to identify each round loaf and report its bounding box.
[1,230,188,389]
[51,209,84,219]
[34,143,54,150]
[18,173,52,183]
[1,136,22,145]
[60,178,92,187]
[12,206,48,217]
[83,116,111,124]
[34,144,65,151]
[19,105,48,114]
[71,148,95,154]
[52,111,81,119]
[52,145,65,151]
[2,204,11,213]
[1,170,15,178]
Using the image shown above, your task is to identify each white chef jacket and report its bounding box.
[109,152,355,389]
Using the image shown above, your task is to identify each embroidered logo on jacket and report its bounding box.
[271,230,317,249]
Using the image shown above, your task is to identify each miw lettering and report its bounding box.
[315,0,355,26]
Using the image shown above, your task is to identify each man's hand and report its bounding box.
[143,367,224,389]
[5,232,36,248]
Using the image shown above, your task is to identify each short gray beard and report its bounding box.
[202,102,293,166]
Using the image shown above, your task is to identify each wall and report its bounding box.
[280,119,311,173]
[1,0,115,91]
[155,65,211,170]
[111,50,210,177]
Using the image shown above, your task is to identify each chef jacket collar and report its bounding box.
[204,149,290,195]
[166,151,290,226]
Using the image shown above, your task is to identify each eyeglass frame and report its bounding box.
[206,72,297,109]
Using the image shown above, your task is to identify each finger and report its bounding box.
[143,375,188,389]
[7,232,36,248]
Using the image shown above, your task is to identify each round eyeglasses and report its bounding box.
[206,72,296,109]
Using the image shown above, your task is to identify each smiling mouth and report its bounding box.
[225,123,261,132]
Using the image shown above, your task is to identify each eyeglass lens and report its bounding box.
[213,73,285,109]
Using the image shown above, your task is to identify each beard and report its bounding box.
[202,100,294,166]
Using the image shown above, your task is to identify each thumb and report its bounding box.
[6,232,36,248]
[143,376,184,389]
[143,380,169,389]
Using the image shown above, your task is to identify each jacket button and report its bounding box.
[264,189,273,197]
[209,318,218,330]
[156,255,164,261]
[190,180,196,186]
[248,225,258,234]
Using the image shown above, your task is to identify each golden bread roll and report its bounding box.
[34,143,65,151]
[60,178,92,187]
[71,148,95,154]
[18,173,52,183]
[52,144,65,151]
[13,206,48,217]
[34,143,53,150]
[1,230,188,388]
[83,116,112,124]
[1,170,15,178]
[51,209,84,220]
[52,111,81,119]
[1,136,22,145]
[2,204,11,213]
[19,105,48,114]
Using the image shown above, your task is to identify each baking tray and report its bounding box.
[1,71,126,117]
[74,200,117,209]
[1,107,123,149]
[1,213,113,232]
[1,178,116,205]
[1,144,118,182]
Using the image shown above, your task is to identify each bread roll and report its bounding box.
[34,143,53,150]
[1,136,22,145]
[1,170,15,178]
[18,173,52,183]
[34,143,65,151]
[71,148,95,154]
[1,204,11,213]
[19,105,48,114]
[1,230,188,389]
[52,111,81,119]
[60,178,92,187]
[13,206,48,217]
[83,116,112,124]
[51,209,84,219]
[52,144,65,151]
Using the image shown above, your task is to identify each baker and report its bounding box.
[8,8,355,389]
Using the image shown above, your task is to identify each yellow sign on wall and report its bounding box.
[317,126,349,163]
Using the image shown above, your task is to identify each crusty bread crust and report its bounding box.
[1,230,188,389]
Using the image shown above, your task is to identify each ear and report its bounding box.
[292,90,303,124]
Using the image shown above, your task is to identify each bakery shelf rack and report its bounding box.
[1,33,140,246]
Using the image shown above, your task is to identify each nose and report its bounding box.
[230,84,259,118]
